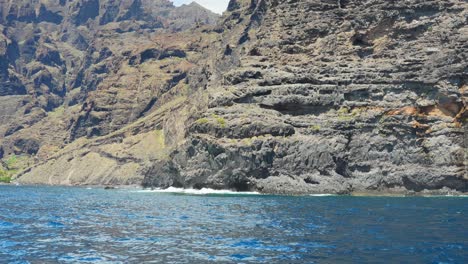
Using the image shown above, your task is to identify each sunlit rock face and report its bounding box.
[143,0,468,194]
[0,0,219,184]
[4,0,467,194]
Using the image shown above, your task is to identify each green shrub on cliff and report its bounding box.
[0,176,11,183]
[336,107,355,122]
[5,155,17,168]
[154,130,166,149]
[212,114,226,128]
[48,106,65,119]
[196,118,209,124]
[309,125,321,132]
[337,107,349,115]
[196,115,227,128]
[0,168,11,183]
[0,155,31,180]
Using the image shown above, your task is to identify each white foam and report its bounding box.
[421,194,468,198]
[442,194,468,198]
[136,187,261,195]
[309,194,335,197]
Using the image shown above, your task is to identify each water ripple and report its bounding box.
[0,186,466,263]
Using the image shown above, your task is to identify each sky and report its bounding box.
[171,0,230,14]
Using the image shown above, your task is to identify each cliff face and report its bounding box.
[0,0,219,184]
[5,0,468,194]
[143,0,468,194]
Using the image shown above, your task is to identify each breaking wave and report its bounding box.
[136,187,261,195]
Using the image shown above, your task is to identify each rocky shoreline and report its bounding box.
[4,182,468,197]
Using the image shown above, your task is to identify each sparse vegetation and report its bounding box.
[351,107,366,116]
[212,114,226,128]
[336,107,355,121]
[0,177,11,183]
[5,155,17,168]
[151,96,188,116]
[337,115,355,122]
[309,125,321,132]
[0,175,11,183]
[0,155,31,181]
[0,167,11,183]
[197,114,227,128]
[154,130,166,149]
[196,118,209,124]
[334,106,369,122]
[337,107,349,115]
[379,115,388,124]
[48,106,65,119]
[241,138,254,145]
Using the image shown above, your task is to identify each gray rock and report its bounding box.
[144,0,468,195]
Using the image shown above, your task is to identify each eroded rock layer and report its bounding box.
[4,0,468,194]
[143,0,468,194]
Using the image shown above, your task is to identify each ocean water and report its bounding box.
[0,186,466,263]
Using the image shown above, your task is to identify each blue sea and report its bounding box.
[0,186,466,263]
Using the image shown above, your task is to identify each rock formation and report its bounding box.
[0,0,219,184]
[2,0,467,194]
[143,0,468,194]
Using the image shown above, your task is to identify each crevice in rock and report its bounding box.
[96,150,142,165]
[138,97,158,118]
[338,0,350,9]
[230,180,251,192]
[401,178,418,192]
[100,4,120,25]
[73,0,100,25]
[13,138,40,155]
[238,33,249,45]
[402,176,468,193]
[304,177,319,185]
[259,103,333,116]
[37,4,63,24]
[350,164,371,173]
[234,90,272,104]
[4,125,24,137]
[344,90,370,101]
[352,33,373,47]
[357,48,374,58]
[224,45,233,56]
[163,72,187,93]
[118,0,142,21]
[334,157,351,178]
[130,48,187,65]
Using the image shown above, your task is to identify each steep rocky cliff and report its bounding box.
[4,0,468,194]
[0,0,219,184]
[143,0,468,194]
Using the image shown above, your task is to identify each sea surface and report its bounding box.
[0,186,467,263]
